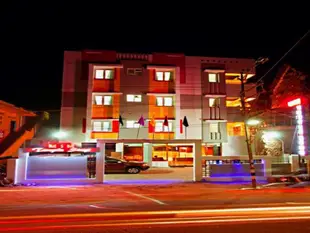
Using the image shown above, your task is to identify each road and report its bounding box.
[2,183,310,216]
[2,205,310,232]
[2,183,310,232]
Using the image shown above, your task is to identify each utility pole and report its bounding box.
[240,72,257,189]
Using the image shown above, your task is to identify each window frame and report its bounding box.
[156,97,173,106]
[126,94,142,102]
[92,121,112,132]
[208,73,220,83]
[155,71,172,82]
[95,69,114,80]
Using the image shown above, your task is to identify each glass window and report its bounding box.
[127,95,142,102]
[103,96,112,105]
[126,120,140,128]
[94,96,103,105]
[164,97,173,106]
[155,71,172,81]
[154,121,173,132]
[93,121,102,131]
[104,70,114,79]
[95,70,104,79]
[95,69,114,79]
[156,97,163,106]
[155,72,164,81]
[102,121,111,132]
[208,73,219,83]
[209,98,220,107]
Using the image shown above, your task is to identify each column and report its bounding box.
[15,149,28,184]
[263,156,272,178]
[289,154,300,173]
[143,143,153,166]
[193,141,202,181]
[96,141,105,183]
[115,143,124,157]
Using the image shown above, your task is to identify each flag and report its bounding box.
[119,115,124,126]
[138,116,145,126]
[163,116,169,126]
[183,116,189,127]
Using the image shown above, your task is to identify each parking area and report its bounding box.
[105,167,194,184]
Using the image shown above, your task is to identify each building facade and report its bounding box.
[60,50,256,156]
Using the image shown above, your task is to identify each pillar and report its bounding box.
[15,149,28,184]
[263,156,272,178]
[143,143,153,166]
[115,143,124,157]
[193,141,202,181]
[96,141,105,183]
[289,154,300,172]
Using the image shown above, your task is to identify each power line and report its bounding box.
[243,29,310,95]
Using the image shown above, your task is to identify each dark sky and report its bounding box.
[0,3,309,111]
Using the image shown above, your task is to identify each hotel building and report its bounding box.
[60,50,256,163]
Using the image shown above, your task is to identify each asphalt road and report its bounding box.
[2,205,310,232]
[6,221,310,233]
[2,183,310,217]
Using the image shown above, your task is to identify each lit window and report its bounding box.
[154,120,173,132]
[155,71,172,81]
[93,121,102,131]
[208,73,219,83]
[156,97,173,106]
[102,121,111,132]
[126,120,140,128]
[127,94,142,102]
[95,69,114,79]
[92,121,111,132]
[210,123,219,133]
[164,97,173,106]
[94,96,103,105]
[95,70,104,79]
[103,96,112,105]
[209,98,220,107]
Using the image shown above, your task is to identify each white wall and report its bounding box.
[222,136,248,156]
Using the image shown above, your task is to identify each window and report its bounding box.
[95,69,114,79]
[126,120,140,128]
[92,121,111,132]
[127,68,143,76]
[208,73,219,83]
[209,98,220,107]
[126,94,142,102]
[103,96,112,105]
[156,97,173,106]
[94,96,103,105]
[210,123,221,140]
[154,120,173,132]
[155,71,172,81]
[94,96,112,105]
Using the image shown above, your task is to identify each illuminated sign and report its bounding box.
[24,142,99,153]
[287,98,301,107]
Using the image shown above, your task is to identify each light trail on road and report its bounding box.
[2,205,310,232]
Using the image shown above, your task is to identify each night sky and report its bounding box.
[1,3,309,111]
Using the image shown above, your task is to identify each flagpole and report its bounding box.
[185,126,187,139]
[136,125,140,139]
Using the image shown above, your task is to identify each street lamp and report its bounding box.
[52,131,67,140]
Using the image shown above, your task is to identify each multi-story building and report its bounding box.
[60,50,256,158]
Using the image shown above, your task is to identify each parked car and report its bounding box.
[105,157,150,174]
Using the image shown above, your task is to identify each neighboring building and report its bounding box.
[0,100,36,157]
[254,65,309,155]
[60,50,256,157]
